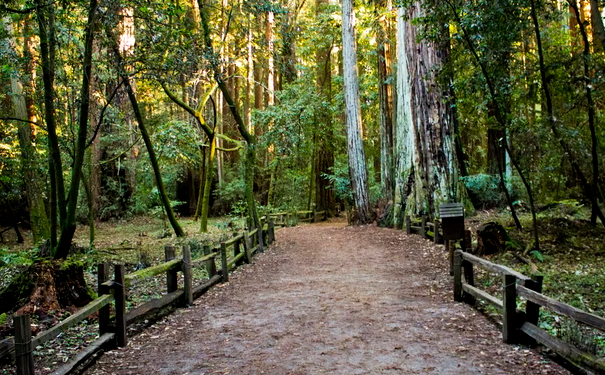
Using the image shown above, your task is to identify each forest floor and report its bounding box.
[80,221,570,374]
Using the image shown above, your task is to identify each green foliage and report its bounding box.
[530,250,544,262]
[0,248,36,267]
[462,174,510,208]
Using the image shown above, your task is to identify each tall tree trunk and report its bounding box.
[342,0,373,224]
[394,2,467,223]
[36,0,66,238]
[245,13,254,134]
[376,4,394,207]
[201,134,216,232]
[119,7,139,199]
[569,0,601,225]
[590,0,605,51]
[55,0,99,258]
[4,18,50,243]
[314,0,335,214]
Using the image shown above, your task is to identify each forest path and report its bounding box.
[85,221,569,375]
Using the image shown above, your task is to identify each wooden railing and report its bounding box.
[453,249,605,373]
[404,215,444,244]
[3,220,279,375]
[267,209,328,227]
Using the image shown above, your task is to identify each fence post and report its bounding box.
[503,274,517,344]
[405,215,411,234]
[220,242,229,283]
[268,219,275,244]
[448,241,454,276]
[261,217,267,247]
[525,275,543,326]
[247,217,253,231]
[453,250,463,302]
[203,244,216,277]
[243,231,252,263]
[464,229,472,252]
[257,223,264,253]
[233,233,241,257]
[434,220,440,244]
[420,215,426,238]
[312,208,317,223]
[98,263,110,335]
[14,315,34,375]
[114,264,127,347]
[462,258,476,304]
[165,245,177,293]
[182,245,193,306]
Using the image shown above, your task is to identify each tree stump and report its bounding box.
[475,222,508,255]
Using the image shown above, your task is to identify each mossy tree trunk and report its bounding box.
[394,3,469,223]
[342,0,374,224]
[4,18,50,244]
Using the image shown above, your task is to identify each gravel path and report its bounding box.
[85,222,569,374]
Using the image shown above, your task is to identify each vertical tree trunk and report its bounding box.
[394,2,467,223]
[341,0,373,224]
[394,6,416,227]
[36,0,66,238]
[569,0,601,225]
[314,0,335,214]
[590,0,605,51]
[245,13,254,134]
[55,0,99,257]
[4,18,50,243]
[266,10,275,107]
[376,4,394,207]
[200,134,216,232]
[118,7,138,198]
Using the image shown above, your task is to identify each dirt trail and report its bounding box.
[86,222,569,374]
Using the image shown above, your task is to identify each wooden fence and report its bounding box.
[405,215,444,244]
[266,209,328,227]
[403,211,605,373]
[453,249,605,373]
[1,217,280,375]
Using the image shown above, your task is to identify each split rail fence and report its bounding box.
[404,212,605,373]
[0,214,308,375]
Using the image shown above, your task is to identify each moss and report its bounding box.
[0,313,7,326]
[87,286,98,300]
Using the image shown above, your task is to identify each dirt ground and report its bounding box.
[84,221,570,374]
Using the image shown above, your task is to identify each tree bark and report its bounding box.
[314,0,335,214]
[341,0,373,224]
[590,0,605,51]
[4,18,50,243]
[36,0,66,236]
[394,2,467,223]
[376,4,394,206]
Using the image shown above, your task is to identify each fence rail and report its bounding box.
[3,216,284,375]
